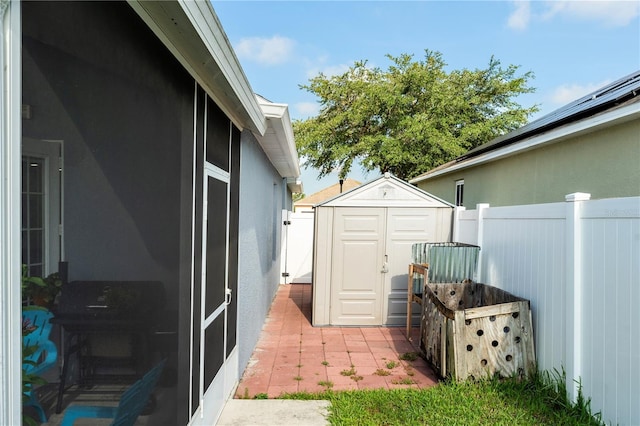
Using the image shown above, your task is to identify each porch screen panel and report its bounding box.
[226,125,240,357]
[205,99,230,172]
[205,176,228,317]
[23,2,197,424]
[203,314,225,389]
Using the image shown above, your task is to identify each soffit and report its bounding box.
[256,96,301,178]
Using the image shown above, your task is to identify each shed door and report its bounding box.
[329,207,436,326]
[383,208,435,325]
[330,208,386,325]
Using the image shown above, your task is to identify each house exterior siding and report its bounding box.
[417,118,640,207]
[237,130,288,375]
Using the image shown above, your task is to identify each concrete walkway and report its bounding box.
[217,400,331,426]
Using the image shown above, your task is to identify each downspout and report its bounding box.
[282,177,287,208]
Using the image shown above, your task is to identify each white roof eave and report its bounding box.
[128,0,267,136]
[256,97,301,179]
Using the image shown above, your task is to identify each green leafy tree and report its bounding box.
[294,51,538,180]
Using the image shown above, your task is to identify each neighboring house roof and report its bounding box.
[317,173,454,208]
[295,178,362,207]
[129,1,300,182]
[410,71,640,184]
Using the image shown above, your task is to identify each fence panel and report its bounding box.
[455,208,478,245]
[456,196,640,426]
[580,197,640,425]
[480,203,567,372]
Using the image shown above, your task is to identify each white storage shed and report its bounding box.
[312,173,454,326]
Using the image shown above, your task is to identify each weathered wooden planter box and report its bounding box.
[420,282,535,381]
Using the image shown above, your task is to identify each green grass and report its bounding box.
[280,370,603,426]
[340,367,356,376]
[398,352,419,362]
[385,360,398,369]
[390,377,417,385]
[318,380,334,389]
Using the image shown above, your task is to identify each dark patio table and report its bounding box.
[51,281,165,414]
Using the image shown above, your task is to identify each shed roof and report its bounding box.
[317,173,453,208]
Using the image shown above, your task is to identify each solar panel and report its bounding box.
[460,70,640,160]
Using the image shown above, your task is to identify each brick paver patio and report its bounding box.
[235,284,439,398]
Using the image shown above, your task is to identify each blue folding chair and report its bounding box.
[60,359,166,426]
[22,306,58,423]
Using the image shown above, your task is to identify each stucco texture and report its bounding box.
[418,119,640,207]
[237,130,288,374]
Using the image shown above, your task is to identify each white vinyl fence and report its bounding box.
[454,194,640,426]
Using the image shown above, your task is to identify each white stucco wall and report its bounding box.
[237,130,288,373]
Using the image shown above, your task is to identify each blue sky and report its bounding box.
[213,1,640,195]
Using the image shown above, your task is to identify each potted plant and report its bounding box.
[22,265,63,308]
[22,315,46,426]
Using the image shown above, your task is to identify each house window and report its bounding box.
[22,156,46,277]
[455,180,464,207]
[21,139,63,278]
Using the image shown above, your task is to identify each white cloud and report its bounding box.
[294,102,320,119]
[509,0,639,30]
[549,80,612,105]
[542,0,639,27]
[507,1,531,30]
[235,35,295,66]
[305,62,351,79]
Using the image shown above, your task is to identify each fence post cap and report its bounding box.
[565,193,591,202]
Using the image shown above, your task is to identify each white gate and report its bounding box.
[282,211,314,283]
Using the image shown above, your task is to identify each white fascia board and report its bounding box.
[411,102,640,183]
[128,0,267,135]
[181,1,265,133]
[256,97,301,178]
